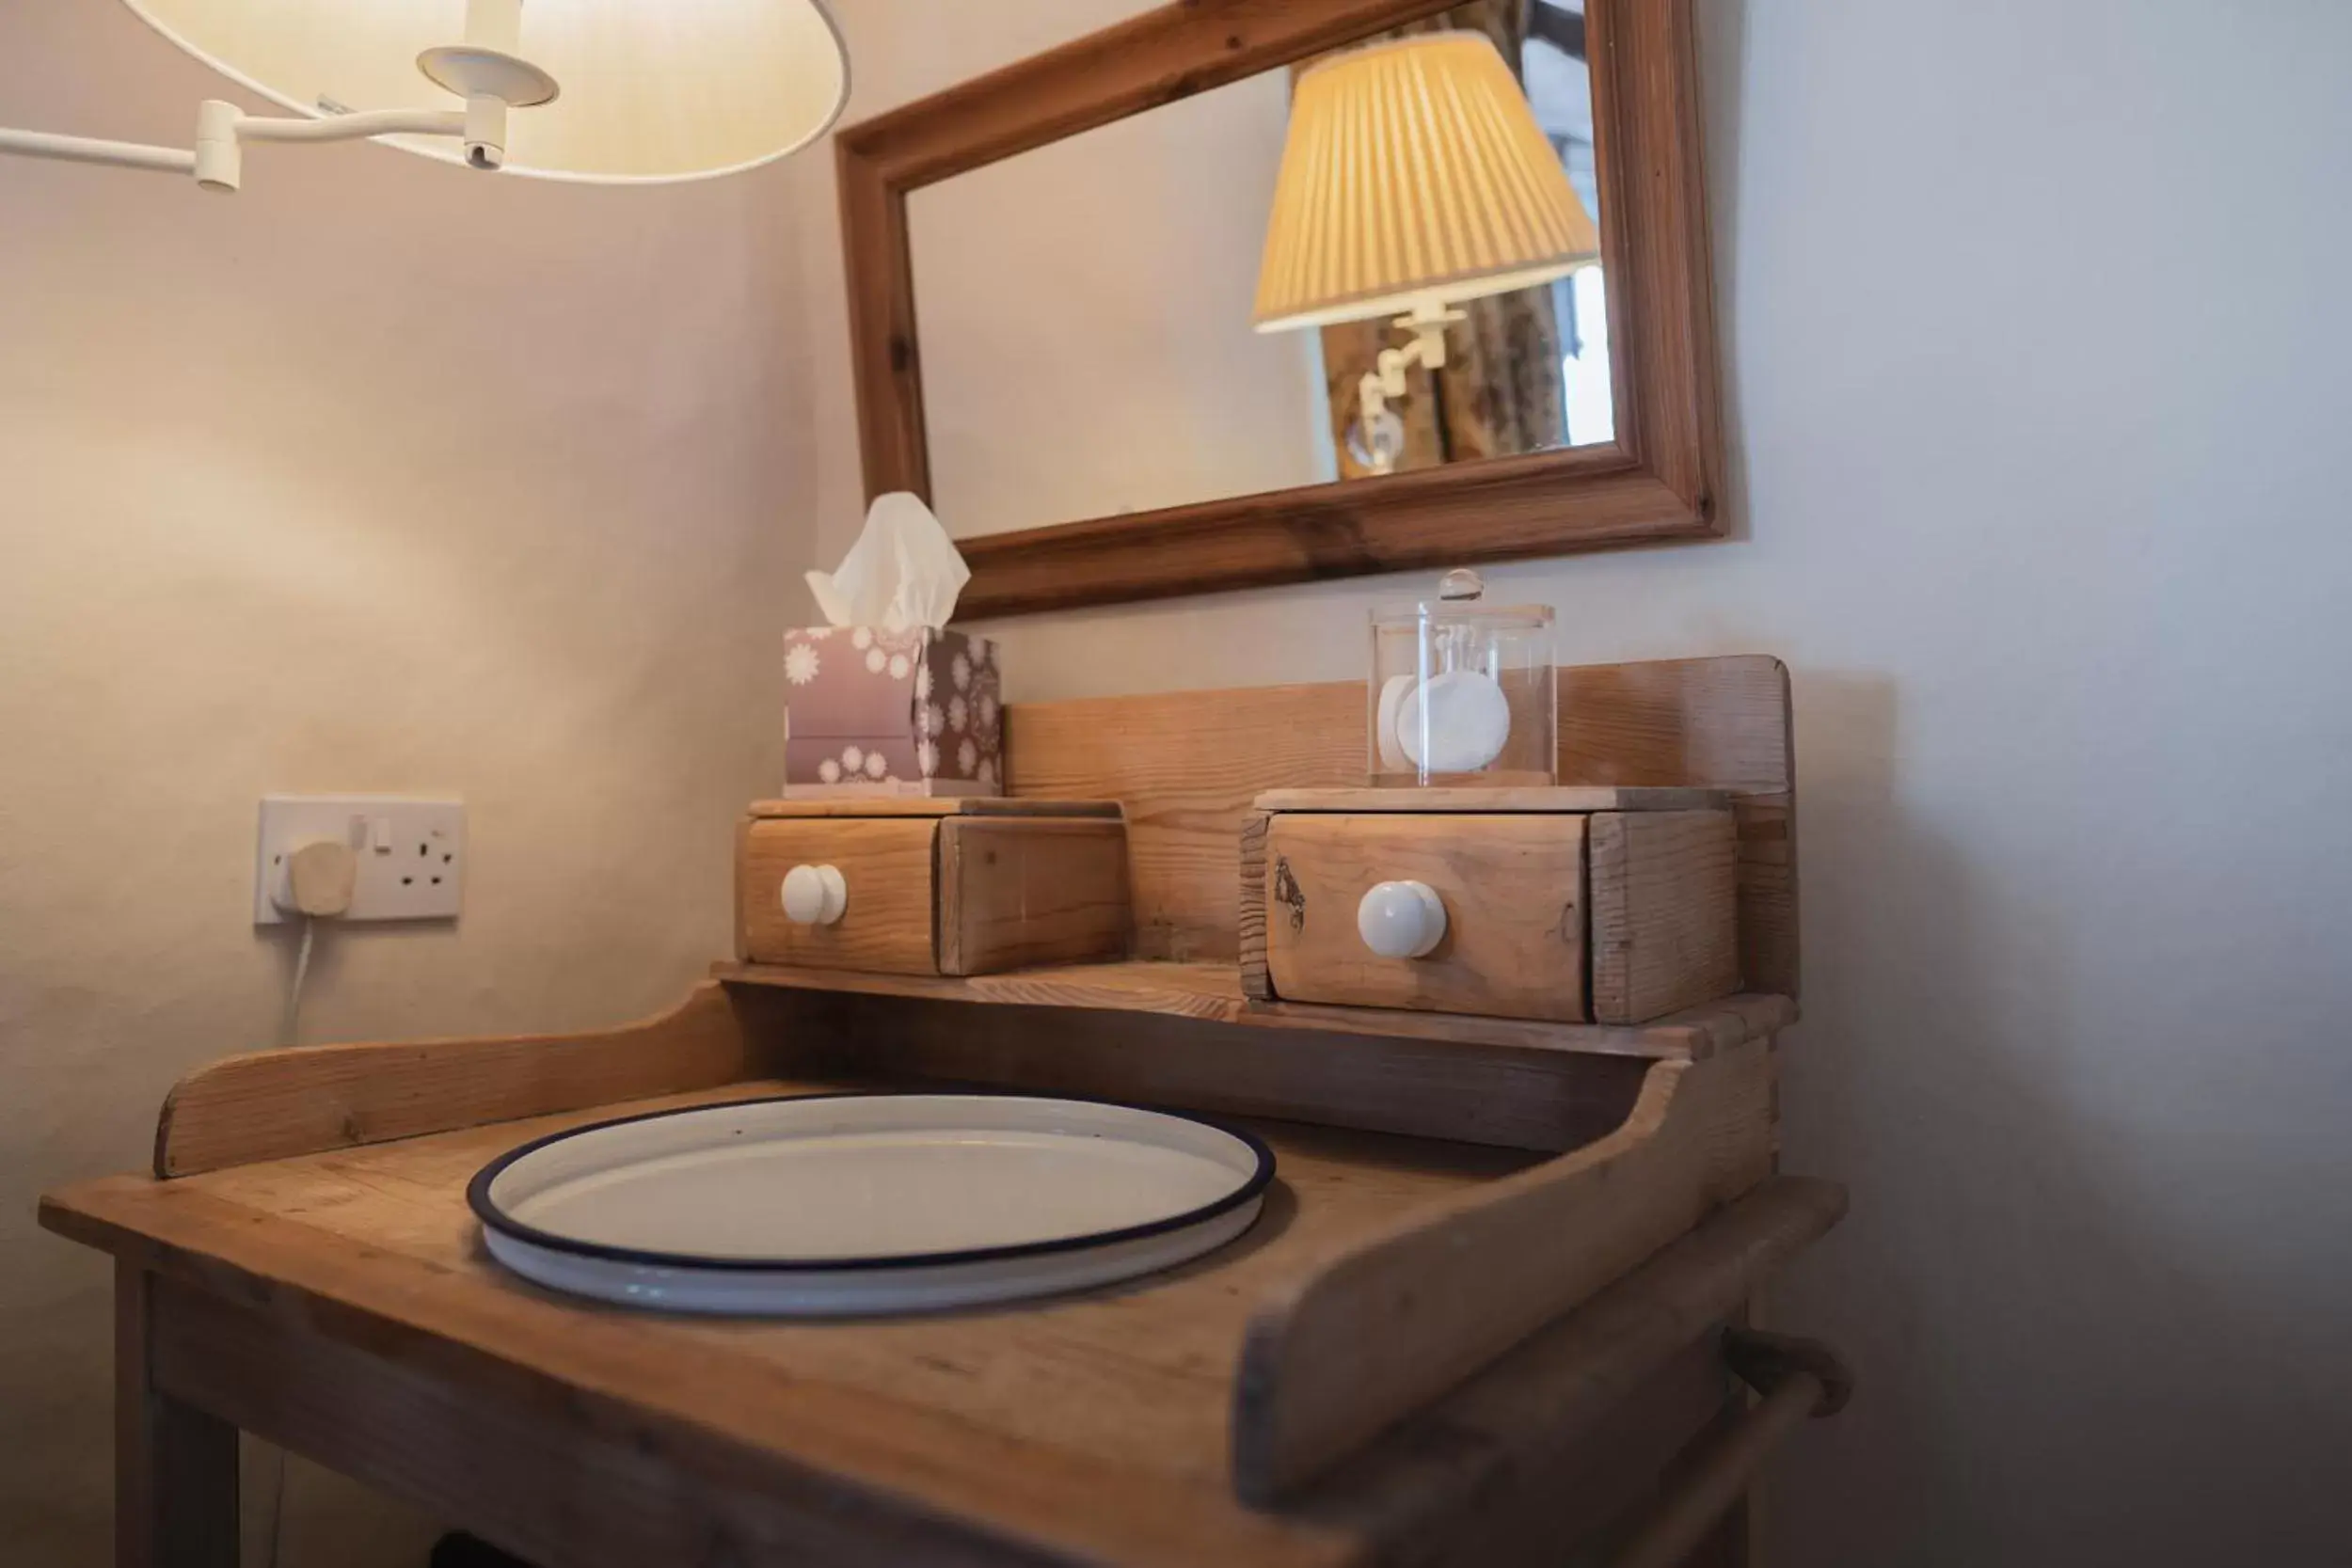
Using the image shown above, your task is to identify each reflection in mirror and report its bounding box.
[907,1,1606,541]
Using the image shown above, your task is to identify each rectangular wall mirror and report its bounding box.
[838,0,1720,617]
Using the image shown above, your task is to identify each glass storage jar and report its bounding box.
[1367,570,1557,787]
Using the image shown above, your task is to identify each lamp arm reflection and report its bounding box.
[1355,300,1467,476]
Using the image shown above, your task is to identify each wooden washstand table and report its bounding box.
[41,658,1849,1567]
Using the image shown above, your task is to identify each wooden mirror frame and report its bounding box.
[836,0,1720,619]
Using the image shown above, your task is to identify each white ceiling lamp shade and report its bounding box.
[0,0,850,191]
[119,0,850,184]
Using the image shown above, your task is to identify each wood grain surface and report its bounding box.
[835,123,928,506]
[1590,810,1741,1023]
[150,959,1789,1175]
[1552,657,1798,997]
[1009,683,1361,962]
[736,816,939,974]
[1253,786,1727,814]
[1239,813,1274,1001]
[153,984,767,1179]
[937,816,1131,974]
[748,798,1121,818]
[118,1262,239,1568]
[1591,0,1722,528]
[1232,1037,1778,1500]
[764,985,1652,1154]
[1263,813,1590,1021]
[952,449,1704,619]
[719,960,1793,1063]
[145,1268,1084,1568]
[1286,1176,1846,1560]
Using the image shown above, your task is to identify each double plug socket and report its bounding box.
[254,796,466,925]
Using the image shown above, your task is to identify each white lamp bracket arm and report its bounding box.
[191,102,472,192]
[1354,299,1470,463]
[0,0,558,191]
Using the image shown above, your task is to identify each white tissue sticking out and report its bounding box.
[1397,670,1513,774]
[805,492,971,631]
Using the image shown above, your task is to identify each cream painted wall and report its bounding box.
[794,1,2352,1562]
[1,3,815,1563]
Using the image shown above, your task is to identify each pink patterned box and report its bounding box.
[783,626,1001,796]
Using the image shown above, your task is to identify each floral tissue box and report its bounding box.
[783,626,1002,795]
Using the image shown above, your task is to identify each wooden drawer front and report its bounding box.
[938,817,1130,975]
[738,818,938,974]
[1264,813,1589,1022]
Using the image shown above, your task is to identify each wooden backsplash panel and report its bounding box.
[1006,656,1797,996]
[1556,657,1797,998]
[1007,682,1361,960]
[1556,657,1793,793]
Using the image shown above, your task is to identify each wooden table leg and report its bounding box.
[116,1263,239,1568]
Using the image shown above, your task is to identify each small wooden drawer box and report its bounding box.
[1242,787,1740,1024]
[737,800,1129,976]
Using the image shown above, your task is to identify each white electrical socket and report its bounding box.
[255,796,466,925]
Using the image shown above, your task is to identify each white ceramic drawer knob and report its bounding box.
[781,863,848,926]
[1358,879,1447,959]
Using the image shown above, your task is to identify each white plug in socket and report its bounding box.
[280,840,358,917]
[255,796,466,925]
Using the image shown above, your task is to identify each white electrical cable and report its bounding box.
[280,916,317,1049]
[276,839,351,1050]
[262,839,344,1568]
[256,912,320,1568]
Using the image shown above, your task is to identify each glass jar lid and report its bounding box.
[1369,567,1555,629]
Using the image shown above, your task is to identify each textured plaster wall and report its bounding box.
[0,2,817,1561]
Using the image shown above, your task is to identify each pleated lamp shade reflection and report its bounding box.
[118,0,850,183]
[1254,32,1599,330]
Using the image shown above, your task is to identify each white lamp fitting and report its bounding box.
[1353,298,1470,475]
[0,0,559,192]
